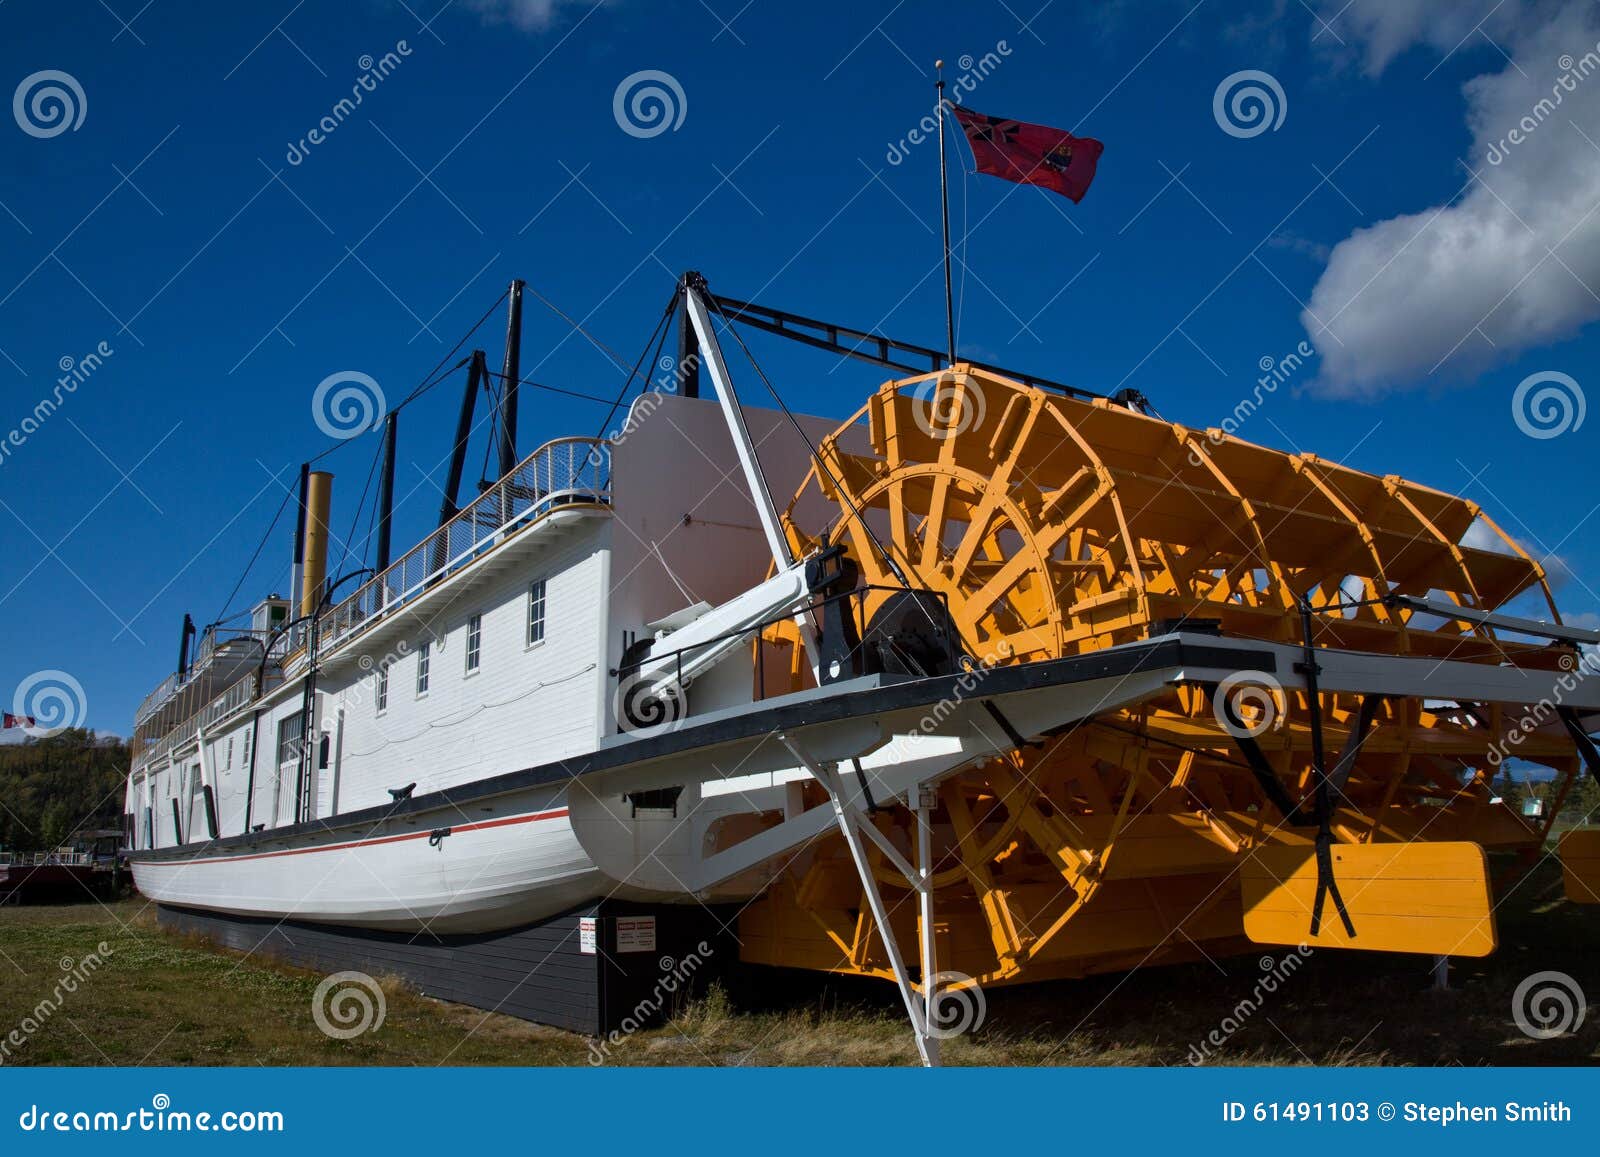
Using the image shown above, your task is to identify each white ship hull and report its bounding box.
[131,788,603,934]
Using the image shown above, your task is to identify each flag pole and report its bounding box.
[936,59,956,368]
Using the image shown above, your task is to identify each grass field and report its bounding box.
[0,858,1595,1067]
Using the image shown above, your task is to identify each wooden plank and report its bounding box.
[1560,828,1600,905]
[1241,841,1496,957]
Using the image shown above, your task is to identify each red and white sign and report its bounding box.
[615,915,656,953]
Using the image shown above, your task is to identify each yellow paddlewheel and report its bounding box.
[738,366,1591,985]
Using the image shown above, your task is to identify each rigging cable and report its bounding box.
[524,281,634,374]
[211,483,296,627]
[218,287,509,618]
[480,371,626,407]
[333,433,384,579]
[588,290,679,447]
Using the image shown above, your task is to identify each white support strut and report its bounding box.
[780,733,937,1067]
[683,285,794,571]
[914,785,939,1067]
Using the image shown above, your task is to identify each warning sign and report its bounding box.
[615,915,656,953]
[578,916,597,955]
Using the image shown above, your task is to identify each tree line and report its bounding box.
[0,729,129,853]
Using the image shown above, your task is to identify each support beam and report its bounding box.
[1386,593,1600,646]
[779,733,935,1067]
[708,291,1102,401]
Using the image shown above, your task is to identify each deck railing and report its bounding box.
[316,436,610,655]
[133,626,273,727]
[132,670,268,774]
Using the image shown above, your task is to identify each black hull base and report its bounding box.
[157,899,737,1039]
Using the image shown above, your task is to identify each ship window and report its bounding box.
[376,666,389,713]
[416,639,431,696]
[527,579,546,647]
[276,714,304,764]
[465,613,482,673]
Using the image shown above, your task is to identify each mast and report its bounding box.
[497,279,525,479]
[374,412,398,574]
[439,352,486,530]
[676,272,701,398]
[936,59,956,367]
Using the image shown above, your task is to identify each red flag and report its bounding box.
[952,106,1103,203]
[3,713,35,730]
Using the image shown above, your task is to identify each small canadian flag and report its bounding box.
[3,713,36,730]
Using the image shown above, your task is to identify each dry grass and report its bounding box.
[0,857,1595,1066]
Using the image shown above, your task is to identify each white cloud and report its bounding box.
[462,0,605,32]
[1461,517,1518,555]
[1304,1,1600,396]
[1329,0,1523,76]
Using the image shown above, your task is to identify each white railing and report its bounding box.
[133,626,273,727]
[317,436,610,655]
[132,670,266,774]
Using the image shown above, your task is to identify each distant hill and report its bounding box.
[0,728,129,853]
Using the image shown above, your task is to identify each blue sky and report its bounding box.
[2,0,1598,735]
